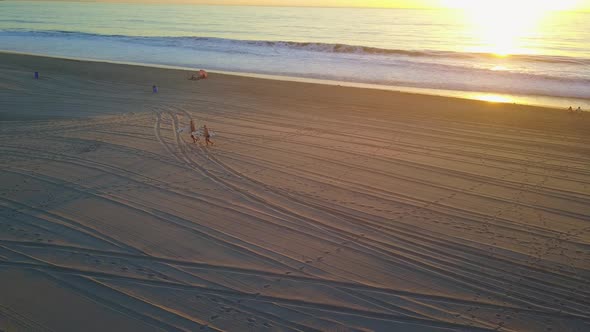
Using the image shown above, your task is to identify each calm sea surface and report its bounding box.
[2,1,589,107]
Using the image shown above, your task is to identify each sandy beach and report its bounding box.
[1,52,590,331]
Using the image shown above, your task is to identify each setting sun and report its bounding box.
[442,0,581,56]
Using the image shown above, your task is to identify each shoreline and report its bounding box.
[2,51,589,136]
[2,50,588,111]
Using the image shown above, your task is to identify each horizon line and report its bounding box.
[5,0,590,12]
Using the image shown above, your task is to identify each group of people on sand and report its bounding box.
[189,120,214,146]
[567,106,583,114]
[151,72,214,145]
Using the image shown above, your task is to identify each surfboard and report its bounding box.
[176,126,189,134]
[192,130,216,137]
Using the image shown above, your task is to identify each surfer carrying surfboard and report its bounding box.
[203,125,214,146]
[190,119,198,143]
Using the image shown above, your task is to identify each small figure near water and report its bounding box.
[152,84,158,93]
[566,106,584,116]
[189,70,208,81]
[34,71,39,79]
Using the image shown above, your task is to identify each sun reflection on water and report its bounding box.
[475,94,514,103]
[491,65,508,71]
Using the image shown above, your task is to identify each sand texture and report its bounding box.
[1,53,590,331]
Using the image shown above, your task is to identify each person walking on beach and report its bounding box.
[189,119,198,143]
[568,106,574,113]
[152,84,158,93]
[203,125,214,146]
[576,106,582,114]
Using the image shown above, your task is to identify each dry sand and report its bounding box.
[1,52,590,332]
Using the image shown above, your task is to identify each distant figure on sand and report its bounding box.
[203,125,213,146]
[576,107,582,113]
[152,84,158,93]
[189,70,208,81]
[568,106,573,113]
[34,71,39,79]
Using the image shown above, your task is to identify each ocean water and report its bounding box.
[1,1,589,107]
